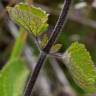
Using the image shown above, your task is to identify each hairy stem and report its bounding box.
[24,0,71,96]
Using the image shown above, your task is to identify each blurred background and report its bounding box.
[0,0,96,96]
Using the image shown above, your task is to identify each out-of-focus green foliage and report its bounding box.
[0,58,29,96]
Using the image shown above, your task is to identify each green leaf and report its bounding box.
[0,58,30,96]
[7,3,48,36]
[51,44,62,53]
[40,34,48,48]
[62,42,96,94]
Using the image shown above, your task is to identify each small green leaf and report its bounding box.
[7,3,48,36]
[40,34,49,48]
[51,44,62,53]
[62,42,96,94]
[0,58,30,96]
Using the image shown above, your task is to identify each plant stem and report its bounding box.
[10,29,28,60]
[24,0,71,96]
[24,52,47,96]
[43,0,71,53]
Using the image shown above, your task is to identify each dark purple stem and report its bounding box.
[24,0,71,96]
